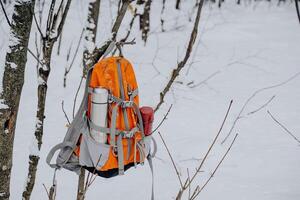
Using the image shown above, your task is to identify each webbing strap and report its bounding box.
[116,59,130,130]
[150,137,157,158]
[101,41,116,59]
[46,142,74,168]
[148,156,155,200]
[129,88,138,101]
[110,102,120,147]
[116,59,132,160]
[132,102,145,138]
[87,118,111,134]
[88,118,139,138]
[117,135,124,175]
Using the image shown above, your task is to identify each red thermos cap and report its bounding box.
[140,106,154,136]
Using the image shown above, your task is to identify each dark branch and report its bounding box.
[155,0,205,112]
[295,0,300,24]
[0,0,11,26]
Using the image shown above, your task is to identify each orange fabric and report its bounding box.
[77,56,144,171]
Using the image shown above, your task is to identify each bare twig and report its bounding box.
[27,47,44,66]
[73,76,84,119]
[42,184,50,199]
[155,0,205,111]
[120,2,138,42]
[54,0,72,40]
[61,101,71,125]
[151,104,173,134]
[158,131,184,188]
[188,71,221,88]
[190,133,239,200]
[246,95,275,116]
[221,72,300,144]
[184,100,233,191]
[64,28,84,87]
[31,7,44,38]
[295,0,300,24]
[267,110,300,144]
[0,0,11,26]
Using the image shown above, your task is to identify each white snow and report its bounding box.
[2,165,7,171]
[29,136,40,157]
[1,1,299,200]
[8,62,17,69]
[0,99,8,109]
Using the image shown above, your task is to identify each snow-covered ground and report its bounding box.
[1,1,300,200]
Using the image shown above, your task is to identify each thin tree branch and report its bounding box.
[42,184,50,199]
[54,0,71,40]
[183,100,233,191]
[246,95,275,116]
[221,72,300,144]
[31,7,44,38]
[64,28,84,87]
[267,110,300,144]
[73,76,84,119]
[191,133,239,200]
[0,0,11,26]
[158,131,184,189]
[46,0,56,36]
[295,0,300,24]
[27,48,44,66]
[61,101,71,125]
[155,0,205,112]
[151,104,173,134]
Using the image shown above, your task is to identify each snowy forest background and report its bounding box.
[0,0,300,200]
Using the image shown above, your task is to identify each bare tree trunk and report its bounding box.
[78,1,101,197]
[140,0,152,44]
[0,1,35,200]
[77,1,131,198]
[22,1,72,199]
[83,0,101,77]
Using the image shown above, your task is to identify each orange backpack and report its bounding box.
[75,56,151,177]
[47,44,156,196]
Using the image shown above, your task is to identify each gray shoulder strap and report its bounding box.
[148,155,155,200]
[102,41,116,59]
[46,142,73,168]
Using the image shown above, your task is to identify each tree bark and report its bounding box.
[139,0,152,44]
[76,168,86,200]
[83,0,101,77]
[22,1,72,199]
[0,1,35,200]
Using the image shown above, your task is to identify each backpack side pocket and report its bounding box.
[79,130,110,169]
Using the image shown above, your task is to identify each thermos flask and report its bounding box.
[140,106,154,136]
[90,87,108,143]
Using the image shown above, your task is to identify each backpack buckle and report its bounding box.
[121,131,134,138]
[121,101,133,108]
